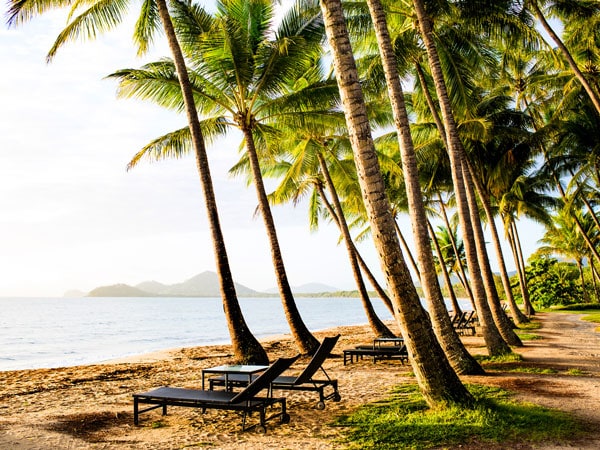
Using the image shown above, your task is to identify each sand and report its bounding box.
[0,312,599,449]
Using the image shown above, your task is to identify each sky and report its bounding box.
[0,4,546,298]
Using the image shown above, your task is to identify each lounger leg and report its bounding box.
[134,398,139,426]
[162,402,167,416]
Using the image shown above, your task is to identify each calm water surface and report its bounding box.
[0,296,395,371]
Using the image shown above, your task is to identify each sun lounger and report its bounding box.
[133,355,299,432]
[209,335,341,410]
[343,344,409,365]
[454,310,476,335]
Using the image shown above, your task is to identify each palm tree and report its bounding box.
[539,207,598,303]
[319,0,474,407]
[6,0,269,363]
[410,0,512,356]
[362,0,483,375]
[429,221,463,316]
[524,0,600,115]
[111,0,332,354]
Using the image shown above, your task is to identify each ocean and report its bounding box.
[0,296,395,371]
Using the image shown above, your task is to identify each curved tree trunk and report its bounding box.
[508,220,535,315]
[354,248,396,315]
[553,174,600,265]
[530,1,600,115]
[438,197,476,310]
[316,158,395,337]
[320,0,476,408]
[366,0,483,375]
[392,219,422,282]
[468,166,529,324]
[155,0,267,364]
[412,0,511,356]
[241,127,320,355]
[428,220,463,316]
[462,167,523,346]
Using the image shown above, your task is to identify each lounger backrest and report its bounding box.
[231,355,300,403]
[294,334,340,385]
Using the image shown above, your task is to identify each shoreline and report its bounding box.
[2,313,600,449]
[100,331,297,365]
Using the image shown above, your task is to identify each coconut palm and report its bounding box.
[524,0,600,114]
[6,0,269,363]
[262,117,397,337]
[110,0,339,354]
[409,0,514,355]
[358,0,484,374]
[319,0,474,407]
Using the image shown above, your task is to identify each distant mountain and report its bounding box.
[264,282,340,294]
[88,284,152,297]
[83,271,262,298]
[159,272,261,297]
[135,280,170,295]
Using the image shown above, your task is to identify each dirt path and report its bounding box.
[0,312,598,449]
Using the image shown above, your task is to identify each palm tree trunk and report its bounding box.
[392,219,421,282]
[241,127,320,355]
[320,0,475,406]
[155,0,267,364]
[508,220,535,315]
[412,0,511,356]
[428,220,463,316]
[462,166,522,346]
[366,0,483,375]
[552,173,600,265]
[576,259,590,303]
[316,156,395,337]
[354,248,396,314]
[438,196,476,310]
[466,161,529,325]
[530,1,600,115]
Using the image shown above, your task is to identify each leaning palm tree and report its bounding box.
[410,0,512,355]
[361,0,484,375]
[523,0,600,115]
[110,0,343,354]
[319,0,474,407]
[264,124,397,336]
[6,0,269,363]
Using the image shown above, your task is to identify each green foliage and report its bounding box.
[334,384,579,449]
[523,256,583,308]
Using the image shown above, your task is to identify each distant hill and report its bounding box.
[88,284,152,297]
[83,271,262,298]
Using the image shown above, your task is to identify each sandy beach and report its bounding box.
[1,312,599,449]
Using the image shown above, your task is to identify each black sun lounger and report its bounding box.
[209,335,341,409]
[133,355,299,432]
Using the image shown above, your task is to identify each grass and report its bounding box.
[474,352,523,365]
[515,332,542,340]
[517,320,542,330]
[334,384,580,450]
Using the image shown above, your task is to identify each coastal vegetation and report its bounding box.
[6,0,600,432]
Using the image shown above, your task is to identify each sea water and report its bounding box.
[0,296,396,371]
